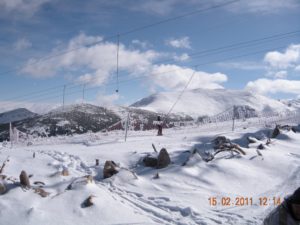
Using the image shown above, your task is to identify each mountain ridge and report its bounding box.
[131,88,297,118]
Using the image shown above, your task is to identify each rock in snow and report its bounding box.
[0,179,7,194]
[157,148,171,169]
[143,156,158,167]
[103,161,118,178]
[19,170,30,188]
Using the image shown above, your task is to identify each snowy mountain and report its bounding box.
[0,104,121,141]
[281,98,300,108]
[0,104,192,141]
[131,88,294,118]
[0,108,37,124]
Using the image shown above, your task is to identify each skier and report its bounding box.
[263,187,300,225]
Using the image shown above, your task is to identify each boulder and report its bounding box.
[103,161,118,179]
[61,168,69,176]
[271,125,281,138]
[34,188,50,198]
[213,136,231,149]
[157,148,171,169]
[19,170,30,188]
[143,156,158,167]
[257,144,265,150]
[0,180,7,195]
[84,175,93,184]
[82,195,94,208]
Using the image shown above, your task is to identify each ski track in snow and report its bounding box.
[27,149,203,224]
[106,183,205,225]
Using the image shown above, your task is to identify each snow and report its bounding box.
[56,120,70,127]
[131,88,296,118]
[0,122,300,225]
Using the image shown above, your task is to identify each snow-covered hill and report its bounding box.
[281,98,300,108]
[0,108,37,124]
[0,104,192,141]
[131,88,294,118]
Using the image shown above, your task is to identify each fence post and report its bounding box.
[124,112,130,142]
[232,106,235,132]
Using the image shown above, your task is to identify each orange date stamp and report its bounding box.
[208,196,282,207]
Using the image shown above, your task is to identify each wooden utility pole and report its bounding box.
[82,84,86,105]
[116,34,120,93]
[9,122,13,148]
[232,105,235,132]
[124,112,130,142]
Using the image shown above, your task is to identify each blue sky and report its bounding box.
[0,0,300,112]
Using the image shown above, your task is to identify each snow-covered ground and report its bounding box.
[0,124,300,225]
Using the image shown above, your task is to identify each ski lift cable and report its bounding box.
[0,44,288,109]
[0,0,239,78]
[163,66,198,123]
[0,29,297,104]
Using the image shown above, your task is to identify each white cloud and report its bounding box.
[173,53,190,62]
[273,71,287,79]
[95,93,120,106]
[263,44,300,78]
[245,78,300,95]
[127,0,299,15]
[150,64,227,90]
[21,33,227,93]
[166,36,191,49]
[21,33,161,84]
[129,0,180,15]
[294,65,300,72]
[264,44,300,70]
[0,0,50,16]
[217,61,265,70]
[131,40,151,49]
[228,0,299,14]
[13,38,32,51]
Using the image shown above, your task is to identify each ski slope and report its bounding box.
[0,124,300,225]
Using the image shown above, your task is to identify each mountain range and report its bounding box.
[0,88,299,141]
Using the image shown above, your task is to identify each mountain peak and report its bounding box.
[0,108,37,124]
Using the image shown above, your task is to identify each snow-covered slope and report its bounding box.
[281,98,300,109]
[0,124,300,224]
[0,108,36,124]
[131,88,293,118]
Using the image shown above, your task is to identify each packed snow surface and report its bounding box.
[0,124,300,225]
